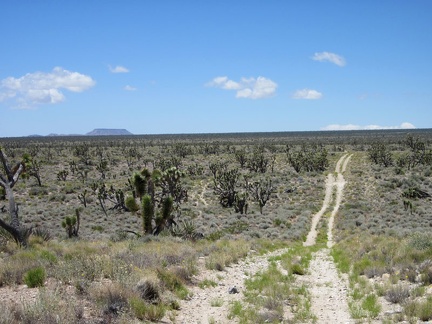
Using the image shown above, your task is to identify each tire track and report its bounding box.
[301,153,353,323]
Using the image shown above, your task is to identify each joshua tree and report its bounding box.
[235,148,248,168]
[96,159,109,179]
[78,189,88,208]
[153,196,174,235]
[142,194,154,234]
[234,192,248,214]
[61,208,81,238]
[247,178,274,214]
[368,142,393,167]
[0,147,31,247]
[57,170,69,181]
[155,167,188,205]
[247,148,270,173]
[24,154,43,186]
[211,163,240,208]
[132,171,148,201]
[287,144,329,173]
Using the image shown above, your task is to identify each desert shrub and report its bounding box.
[157,268,183,291]
[361,293,381,318]
[125,195,139,212]
[404,297,432,321]
[408,232,432,250]
[52,254,106,284]
[171,264,195,283]
[32,228,52,242]
[6,289,84,323]
[61,183,78,194]
[290,263,305,275]
[364,266,386,279]
[0,250,40,285]
[205,239,250,271]
[129,296,166,321]
[136,280,160,302]
[28,186,49,197]
[385,284,410,304]
[48,192,66,202]
[418,261,432,285]
[399,267,417,283]
[199,278,218,289]
[23,266,46,288]
[156,267,189,299]
[91,283,130,316]
[129,296,147,320]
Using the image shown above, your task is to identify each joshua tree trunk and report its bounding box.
[0,148,31,247]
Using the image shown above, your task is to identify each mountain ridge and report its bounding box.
[86,128,133,136]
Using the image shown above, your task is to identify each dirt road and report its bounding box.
[302,153,353,323]
[170,153,353,323]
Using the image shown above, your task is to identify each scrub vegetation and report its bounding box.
[0,129,431,323]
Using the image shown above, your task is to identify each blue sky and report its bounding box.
[1,1,431,137]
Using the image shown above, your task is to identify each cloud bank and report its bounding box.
[292,89,322,100]
[109,65,129,73]
[321,122,416,131]
[206,76,277,99]
[312,52,346,67]
[0,67,95,108]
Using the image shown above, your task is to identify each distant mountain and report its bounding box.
[86,128,133,136]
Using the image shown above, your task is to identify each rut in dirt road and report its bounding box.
[302,153,353,323]
[303,153,351,247]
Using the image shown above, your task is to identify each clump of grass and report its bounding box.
[404,297,432,321]
[6,289,84,323]
[0,249,40,285]
[23,266,46,288]
[210,298,223,307]
[157,268,189,299]
[129,296,166,321]
[330,247,350,273]
[228,300,244,320]
[90,283,130,316]
[290,263,305,275]
[385,284,410,304]
[199,278,218,289]
[205,239,250,271]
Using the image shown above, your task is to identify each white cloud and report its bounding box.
[312,52,346,67]
[400,122,416,129]
[124,85,137,91]
[206,76,277,99]
[0,67,95,108]
[109,65,129,73]
[292,89,322,100]
[321,122,416,131]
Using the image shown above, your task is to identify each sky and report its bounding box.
[1,1,431,137]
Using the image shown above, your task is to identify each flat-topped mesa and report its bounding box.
[86,129,133,136]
